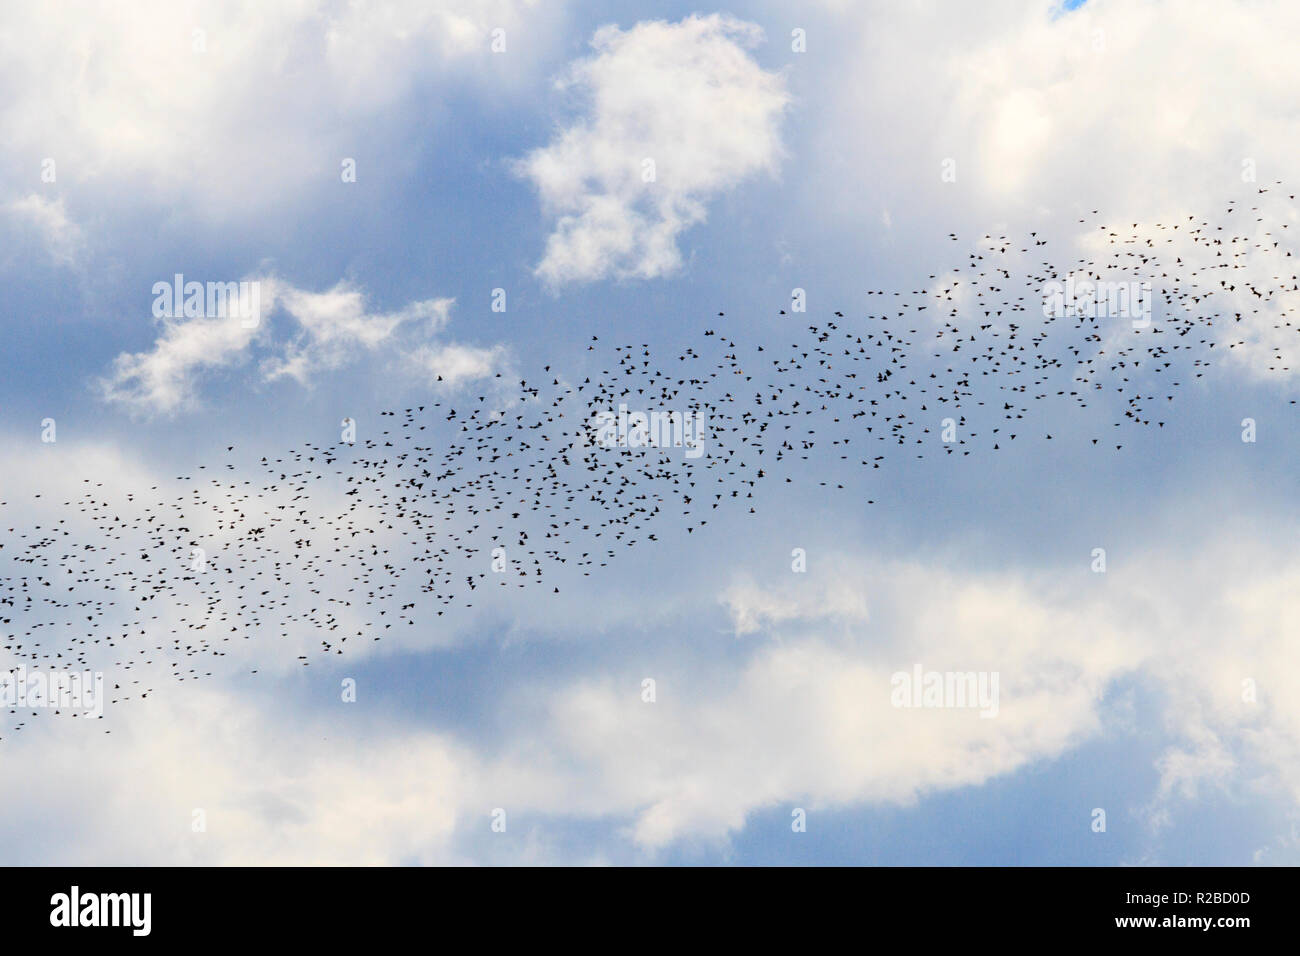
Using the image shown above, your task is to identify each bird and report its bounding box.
[3,183,1299,736]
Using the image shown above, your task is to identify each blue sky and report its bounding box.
[2,0,1300,865]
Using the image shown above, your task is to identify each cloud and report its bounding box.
[7,439,1300,861]
[261,281,454,385]
[407,342,506,386]
[6,194,83,265]
[0,0,561,215]
[534,556,1141,848]
[13,0,1300,867]
[787,0,1300,255]
[516,14,789,285]
[0,684,475,865]
[504,530,1300,851]
[749,0,1300,383]
[800,0,1300,212]
[99,278,498,415]
[98,311,264,415]
[723,571,869,636]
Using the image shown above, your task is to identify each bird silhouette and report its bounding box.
[4,185,1299,736]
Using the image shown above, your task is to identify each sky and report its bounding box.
[3,0,1300,865]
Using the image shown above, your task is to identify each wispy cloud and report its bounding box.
[261,281,454,386]
[99,278,497,415]
[6,194,83,265]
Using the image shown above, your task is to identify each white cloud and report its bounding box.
[723,571,869,635]
[516,14,789,285]
[407,342,506,386]
[7,444,1300,860]
[99,277,498,415]
[261,280,454,385]
[6,194,83,265]
[99,311,264,414]
[801,0,1300,216]
[782,0,1300,380]
[0,684,474,865]
[0,0,561,214]
[14,0,1300,865]
[534,557,1141,848]
[708,535,1300,849]
[507,532,1300,851]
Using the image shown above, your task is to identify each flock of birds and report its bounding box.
[3,189,1300,734]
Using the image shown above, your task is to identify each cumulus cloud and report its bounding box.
[536,557,1141,848]
[99,278,498,415]
[516,14,789,285]
[519,532,1300,850]
[11,524,1300,862]
[7,441,1300,862]
[761,0,1300,383]
[802,0,1300,213]
[0,0,559,214]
